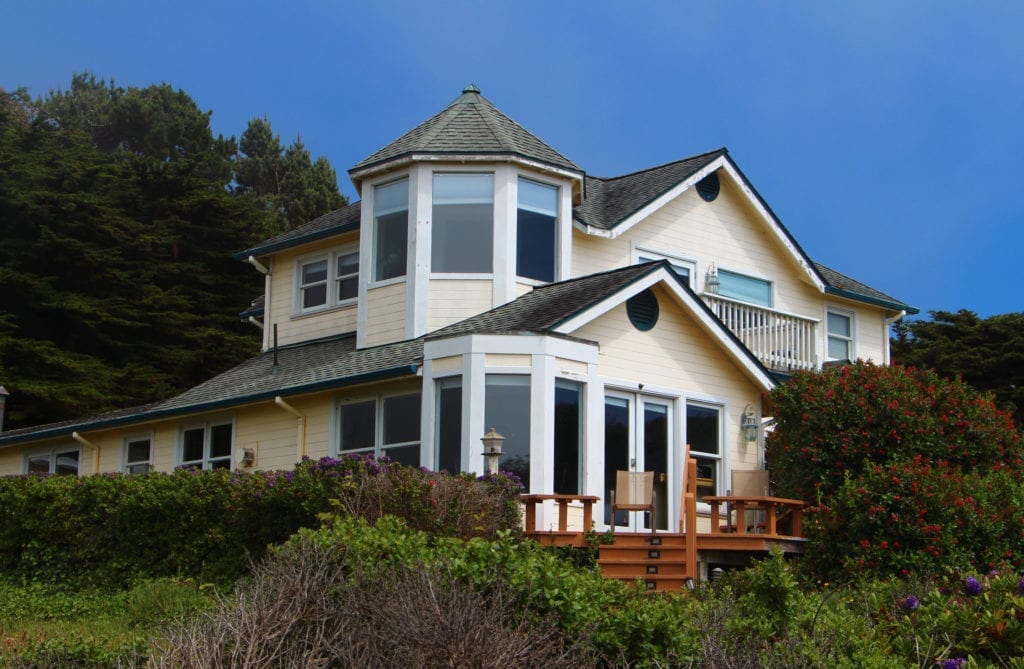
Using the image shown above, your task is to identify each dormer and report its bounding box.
[349,85,585,348]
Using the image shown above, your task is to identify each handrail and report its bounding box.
[521,493,600,534]
[701,293,819,371]
[703,495,806,538]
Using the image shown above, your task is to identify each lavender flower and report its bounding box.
[940,658,966,669]
[965,576,982,596]
[1018,576,1024,596]
[901,595,919,612]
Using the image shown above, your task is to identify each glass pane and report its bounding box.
[374,179,408,216]
[643,402,669,530]
[516,209,555,282]
[210,458,231,470]
[604,397,630,525]
[182,428,205,463]
[127,463,150,475]
[28,455,51,474]
[337,277,358,301]
[336,252,359,277]
[827,312,851,337]
[210,423,233,459]
[302,283,328,309]
[436,378,462,474]
[383,394,421,446]
[126,439,151,464]
[433,174,493,204]
[553,380,582,494]
[718,270,771,307]
[339,400,376,452]
[828,336,850,361]
[374,210,408,280]
[383,444,420,468]
[695,456,717,502]
[686,404,720,456]
[55,450,79,476]
[518,178,557,216]
[302,260,328,284]
[484,375,531,488]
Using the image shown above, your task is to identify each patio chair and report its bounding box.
[610,470,656,534]
[727,469,770,533]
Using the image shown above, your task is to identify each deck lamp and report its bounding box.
[481,427,505,476]
[704,263,720,294]
[741,405,759,443]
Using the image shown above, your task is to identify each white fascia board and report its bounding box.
[351,155,584,188]
[717,160,826,292]
[424,333,599,364]
[553,267,776,392]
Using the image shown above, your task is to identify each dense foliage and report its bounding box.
[0,73,346,430]
[767,361,1024,579]
[0,456,522,588]
[893,309,1024,426]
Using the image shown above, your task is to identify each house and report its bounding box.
[0,85,916,534]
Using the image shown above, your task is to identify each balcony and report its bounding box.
[700,294,819,372]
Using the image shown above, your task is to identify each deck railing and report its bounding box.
[701,294,819,371]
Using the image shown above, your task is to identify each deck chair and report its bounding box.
[610,470,656,534]
[728,469,770,533]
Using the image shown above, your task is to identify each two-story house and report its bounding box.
[0,85,916,533]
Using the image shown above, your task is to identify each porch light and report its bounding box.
[704,263,720,294]
[741,405,759,443]
[481,427,505,475]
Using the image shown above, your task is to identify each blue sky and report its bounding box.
[4,1,1022,318]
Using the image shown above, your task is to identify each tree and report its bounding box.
[892,309,1024,425]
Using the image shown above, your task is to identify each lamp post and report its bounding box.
[480,427,505,476]
[741,405,759,443]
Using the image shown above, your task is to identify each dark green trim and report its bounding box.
[233,221,361,260]
[0,365,420,447]
[824,287,919,314]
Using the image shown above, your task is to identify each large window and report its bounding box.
[373,179,409,281]
[26,448,80,475]
[435,377,462,474]
[180,420,233,470]
[124,435,152,474]
[686,402,721,502]
[432,174,493,274]
[337,392,422,467]
[826,308,854,361]
[717,269,772,307]
[553,379,583,494]
[484,375,531,488]
[296,248,358,313]
[517,178,557,282]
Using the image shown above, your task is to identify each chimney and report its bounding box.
[0,386,8,432]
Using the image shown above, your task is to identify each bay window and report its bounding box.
[516,178,557,282]
[432,173,493,274]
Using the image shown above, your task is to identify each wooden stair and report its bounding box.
[598,533,694,592]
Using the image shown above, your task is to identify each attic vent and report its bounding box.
[696,172,720,202]
[627,289,660,331]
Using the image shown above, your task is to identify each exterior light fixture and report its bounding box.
[240,447,256,468]
[704,263,720,294]
[480,427,505,476]
[684,577,696,592]
[741,405,759,443]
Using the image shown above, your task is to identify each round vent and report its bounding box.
[696,172,720,202]
[627,289,659,331]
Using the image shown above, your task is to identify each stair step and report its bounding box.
[603,574,688,592]
[598,560,690,578]
[598,546,688,561]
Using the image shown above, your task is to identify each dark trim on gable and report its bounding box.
[824,287,919,314]
[233,219,361,260]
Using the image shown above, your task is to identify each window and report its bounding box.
[635,249,695,288]
[296,247,359,313]
[484,375,531,488]
[553,379,583,494]
[373,179,409,281]
[826,309,854,361]
[517,178,557,282]
[435,377,462,474]
[124,435,152,474]
[432,174,493,273]
[686,403,721,503]
[337,392,422,467]
[26,448,80,475]
[180,420,233,470]
[717,269,772,307]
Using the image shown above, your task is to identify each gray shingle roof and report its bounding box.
[235,201,361,259]
[574,149,726,230]
[350,85,582,177]
[814,262,918,314]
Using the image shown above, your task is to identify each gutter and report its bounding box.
[824,287,919,315]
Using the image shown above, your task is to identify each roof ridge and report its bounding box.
[469,102,512,152]
[587,148,727,182]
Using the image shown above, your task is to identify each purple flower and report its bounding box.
[940,658,966,669]
[965,576,982,596]
[1018,577,1024,596]
[901,595,919,612]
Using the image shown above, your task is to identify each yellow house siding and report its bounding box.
[427,279,493,332]
[364,282,408,347]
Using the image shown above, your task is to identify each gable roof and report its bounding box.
[349,85,583,183]
[235,201,361,259]
[815,262,919,314]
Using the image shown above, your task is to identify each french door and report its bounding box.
[604,392,672,532]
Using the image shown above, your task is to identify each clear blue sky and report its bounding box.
[4,1,1022,319]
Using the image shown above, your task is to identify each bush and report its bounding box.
[0,456,522,588]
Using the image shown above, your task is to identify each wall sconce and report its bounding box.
[704,263,720,294]
[480,427,505,476]
[741,405,759,443]
[240,447,256,468]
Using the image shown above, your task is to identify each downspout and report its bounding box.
[884,310,908,365]
[248,316,264,331]
[275,396,307,460]
[71,431,100,475]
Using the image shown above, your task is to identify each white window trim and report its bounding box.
[24,445,82,476]
[293,245,359,316]
[631,244,697,288]
[825,305,856,362]
[712,265,774,308]
[684,399,726,512]
[333,391,423,459]
[177,417,235,470]
[122,432,154,474]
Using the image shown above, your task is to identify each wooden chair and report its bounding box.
[610,470,656,534]
[728,469,770,533]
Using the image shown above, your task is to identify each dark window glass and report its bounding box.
[517,179,557,282]
[436,378,462,474]
[374,180,408,281]
[210,423,233,459]
[339,400,376,452]
[553,380,582,494]
[432,174,493,273]
[603,397,630,525]
[484,375,531,488]
[183,428,205,463]
[383,394,421,446]
[54,450,80,476]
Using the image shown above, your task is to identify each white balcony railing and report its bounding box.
[701,294,819,372]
